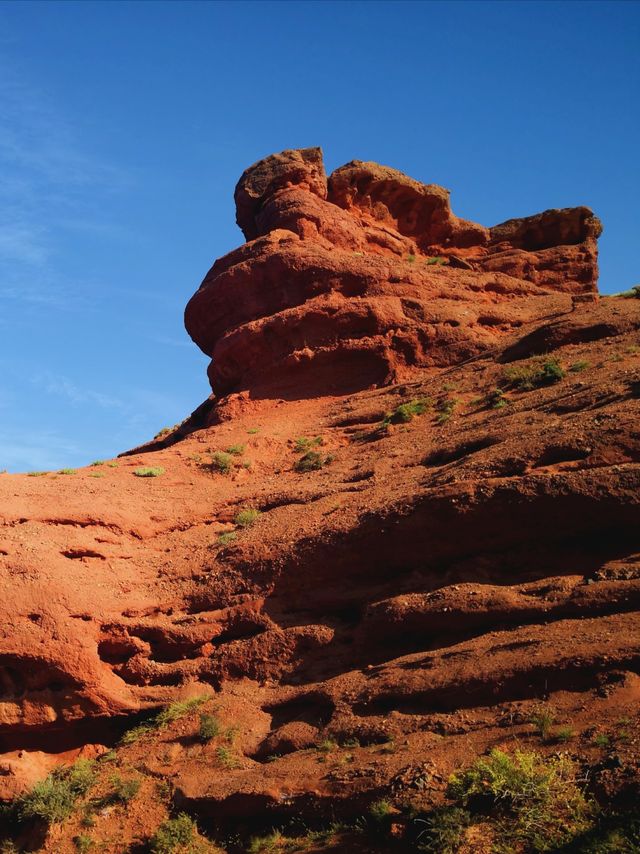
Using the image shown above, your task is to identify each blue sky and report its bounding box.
[0,1,638,472]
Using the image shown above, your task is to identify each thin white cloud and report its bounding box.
[32,371,126,411]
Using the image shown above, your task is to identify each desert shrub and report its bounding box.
[19,759,96,825]
[425,256,447,265]
[207,451,232,474]
[503,356,565,391]
[58,468,76,475]
[108,774,141,803]
[446,748,593,851]
[217,531,237,546]
[120,696,207,744]
[407,253,416,263]
[554,726,575,743]
[316,738,337,753]
[149,813,196,854]
[383,398,430,425]
[569,360,590,372]
[235,508,261,527]
[226,444,245,456]
[89,472,104,478]
[132,466,164,477]
[154,427,172,439]
[530,705,555,741]
[216,746,239,768]
[485,387,507,409]
[593,733,611,748]
[294,436,323,453]
[198,713,220,742]
[90,460,104,466]
[436,397,458,425]
[294,451,324,472]
[73,834,93,852]
[27,471,48,476]
[414,806,472,853]
[370,799,393,824]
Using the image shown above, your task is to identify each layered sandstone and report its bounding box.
[185,147,601,400]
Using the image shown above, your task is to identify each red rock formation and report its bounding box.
[185,148,602,401]
[3,148,640,854]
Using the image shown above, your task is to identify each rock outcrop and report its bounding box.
[185,147,601,400]
[2,148,639,854]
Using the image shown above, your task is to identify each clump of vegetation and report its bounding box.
[90,460,104,466]
[73,835,94,853]
[58,468,76,475]
[617,284,640,299]
[436,397,458,425]
[593,733,611,748]
[247,427,260,435]
[154,426,173,439]
[216,746,240,768]
[503,356,565,390]
[569,360,590,372]
[294,436,324,453]
[89,472,104,478]
[294,450,326,472]
[370,799,394,824]
[120,696,208,745]
[217,531,237,546]
[226,444,245,456]
[407,253,416,263]
[235,508,261,527]
[316,738,338,753]
[530,705,556,741]
[27,471,48,477]
[108,774,141,804]
[132,466,164,477]
[425,256,447,265]
[198,713,220,742]
[149,813,197,854]
[414,806,472,853]
[485,387,508,409]
[18,759,96,826]
[382,398,430,426]
[106,461,118,468]
[554,726,576,743]
[206,451,232,474]
[444,748,594,851]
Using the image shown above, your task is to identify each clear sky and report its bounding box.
[1,1,638,472]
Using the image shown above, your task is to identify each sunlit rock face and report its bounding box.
[185,147,601,398]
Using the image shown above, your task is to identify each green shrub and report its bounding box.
[19,759,96,825]
[27,471,48,476]
[485,387,507,409]
[207,451,232,474]
[294,436,323,453]
[530,706,555,741]
[58,468,76,475]
[133,467,164,478]
[554,726,575,743]
[120,696,207,744]
[226,444,245,456]
[407,253,416,263]
[90,460,104,466]
[294,450,324,472]
[235,508,261,527]
[216,746,239,768]
[593,733,611,748]
[436,397,458,425]
[198,713,220,742]
[370,799,393,823]
[247,428,260,435]
[426,256,447,265]
[89,472,104,478]
[73,835,93,853]
[503,356,565,391]
[106,461,118,467]
[154,426,173,439]
[414,806,472,853]
[447,748,593,851]
[149,813,196,854]
[383,398,430,425]
[217,531,237,546]
[316,738,337,753]
[569,360,590,372]
[108,774,141,803]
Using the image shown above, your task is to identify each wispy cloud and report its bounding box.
[32,370,126,411]
[0,64,130,307]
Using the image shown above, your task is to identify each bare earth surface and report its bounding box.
[1,149,638,853]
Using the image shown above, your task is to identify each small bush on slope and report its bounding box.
[18,759,96,825]
[503,356,565,391]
